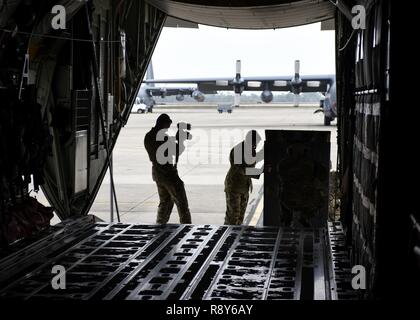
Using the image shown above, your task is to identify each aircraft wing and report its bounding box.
[144,78,232,94]
[241,75,335,92]
[145,87,196,97]
[299,75,335,93]
[145,77,267,92]
[144,74,335,94]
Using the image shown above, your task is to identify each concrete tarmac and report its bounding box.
[87,105,337,225]
[39,105,337,225]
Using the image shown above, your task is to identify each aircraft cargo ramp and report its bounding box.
[0,217,356,300]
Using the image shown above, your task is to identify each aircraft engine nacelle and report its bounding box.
[160,88,167,98]
[176,94,185,102]
[192,90,205,102]
[291,78,303,95]
[291,60,303,95]
[260,90,273,103]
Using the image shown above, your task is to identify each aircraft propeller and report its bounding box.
[291,60,302,107]
[232,59,244,107]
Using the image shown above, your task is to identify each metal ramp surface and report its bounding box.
[0,218,356,300]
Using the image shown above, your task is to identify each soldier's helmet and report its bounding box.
[156,113,172,128]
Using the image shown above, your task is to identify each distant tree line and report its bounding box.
[154,92,323,104]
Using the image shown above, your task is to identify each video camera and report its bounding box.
[176,122,192,141]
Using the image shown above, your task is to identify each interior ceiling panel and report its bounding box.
[146,0,335,29]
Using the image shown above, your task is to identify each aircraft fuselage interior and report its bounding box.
[0,0,418,302]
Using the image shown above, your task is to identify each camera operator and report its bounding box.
[144,114,192,224]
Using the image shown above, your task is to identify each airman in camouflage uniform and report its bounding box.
[144,114,192,224]
[224,130,264,225]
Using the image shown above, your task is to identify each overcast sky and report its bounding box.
[151,22,335,80]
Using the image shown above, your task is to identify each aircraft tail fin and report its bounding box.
[146,60,155,86]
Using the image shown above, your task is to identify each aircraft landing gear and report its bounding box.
[324,116,332,126]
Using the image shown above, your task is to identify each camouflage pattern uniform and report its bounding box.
[144,127,191,224]
[224,142,261,225]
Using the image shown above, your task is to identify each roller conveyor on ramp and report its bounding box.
[0,217,357,300]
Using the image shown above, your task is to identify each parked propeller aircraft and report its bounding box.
[135,61,214,113]
[140,60,337,125]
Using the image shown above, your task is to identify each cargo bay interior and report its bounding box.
[0,0,418,300]
[85,22,337,226]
